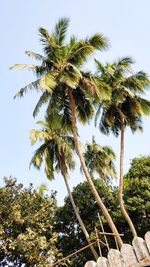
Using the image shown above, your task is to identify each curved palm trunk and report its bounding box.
[119,120,137,237]
[68,89,123,248]
[63,175,99,260]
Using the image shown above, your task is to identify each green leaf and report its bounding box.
[39,73,57,92]
[54,17,70,45]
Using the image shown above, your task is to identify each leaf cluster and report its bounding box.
[0,178,60,266]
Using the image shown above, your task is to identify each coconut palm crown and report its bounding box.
[83,137,117,182]
[30,118,75,179]
[95,57,150,135]
[12,17,109,130]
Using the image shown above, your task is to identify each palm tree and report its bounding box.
[95,57,150,237]
[12,18,123,247]
[29,118,98,259]
[83,136,117,182]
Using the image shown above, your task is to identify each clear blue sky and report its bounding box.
[1,0,150,204]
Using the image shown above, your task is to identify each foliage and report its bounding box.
[11,17,109,130]
[83,136,117,181]
[0,178,60,267]
[30,117,75,179]
[123,156,150,236]
[95,57,150,136]
[56,155,150,266]
[125,155,150,180]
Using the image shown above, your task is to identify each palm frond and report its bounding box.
[124,71,150,93]
[33,91,50,117]
[80,75,99,97]
[68,32,108,64]
[10,64,38,71]
[124,76,144,93]
[135,71,150,87]
[95,79,112,101]
[38,73,57,92]
[129,115,143,133]
[60,97,72,131]
[116,56,134,72]
[25,50,45,61]
[69,35,76,48]
[39,27,53,45]
[14,79,40,98]
[73,88,94,123]
[30,129,50,144]
[14,72,55,99]
[46,85,72,130]
[60,63,82,88]
[121,86,135,98]
[98,111,111,136]
[39,27,62,59]
[54,17,69,45]
[88,33,109,50]
[36,120,49,127]
[84,137,116,181]
[138,97,150,115]
[67,40,97,66]
[94,59,105,74]
[44,148,54,180]
[30,143,47,169]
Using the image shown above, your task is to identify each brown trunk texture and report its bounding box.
[63,175,99,260]
[119,120,137,237]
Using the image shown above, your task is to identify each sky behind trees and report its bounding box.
[1,0,150,204]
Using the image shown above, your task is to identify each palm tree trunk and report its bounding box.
[119,120,137,237]
[68,88,123,248]
[63,175,99,260]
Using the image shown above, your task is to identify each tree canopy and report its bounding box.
[123,156,150,236]
[0,178,60,267]
[0,160,149,266]
[55,155,150,266]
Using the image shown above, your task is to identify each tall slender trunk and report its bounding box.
[119,120,137,237]
[63,175,99,260]
[68,89,123,248]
